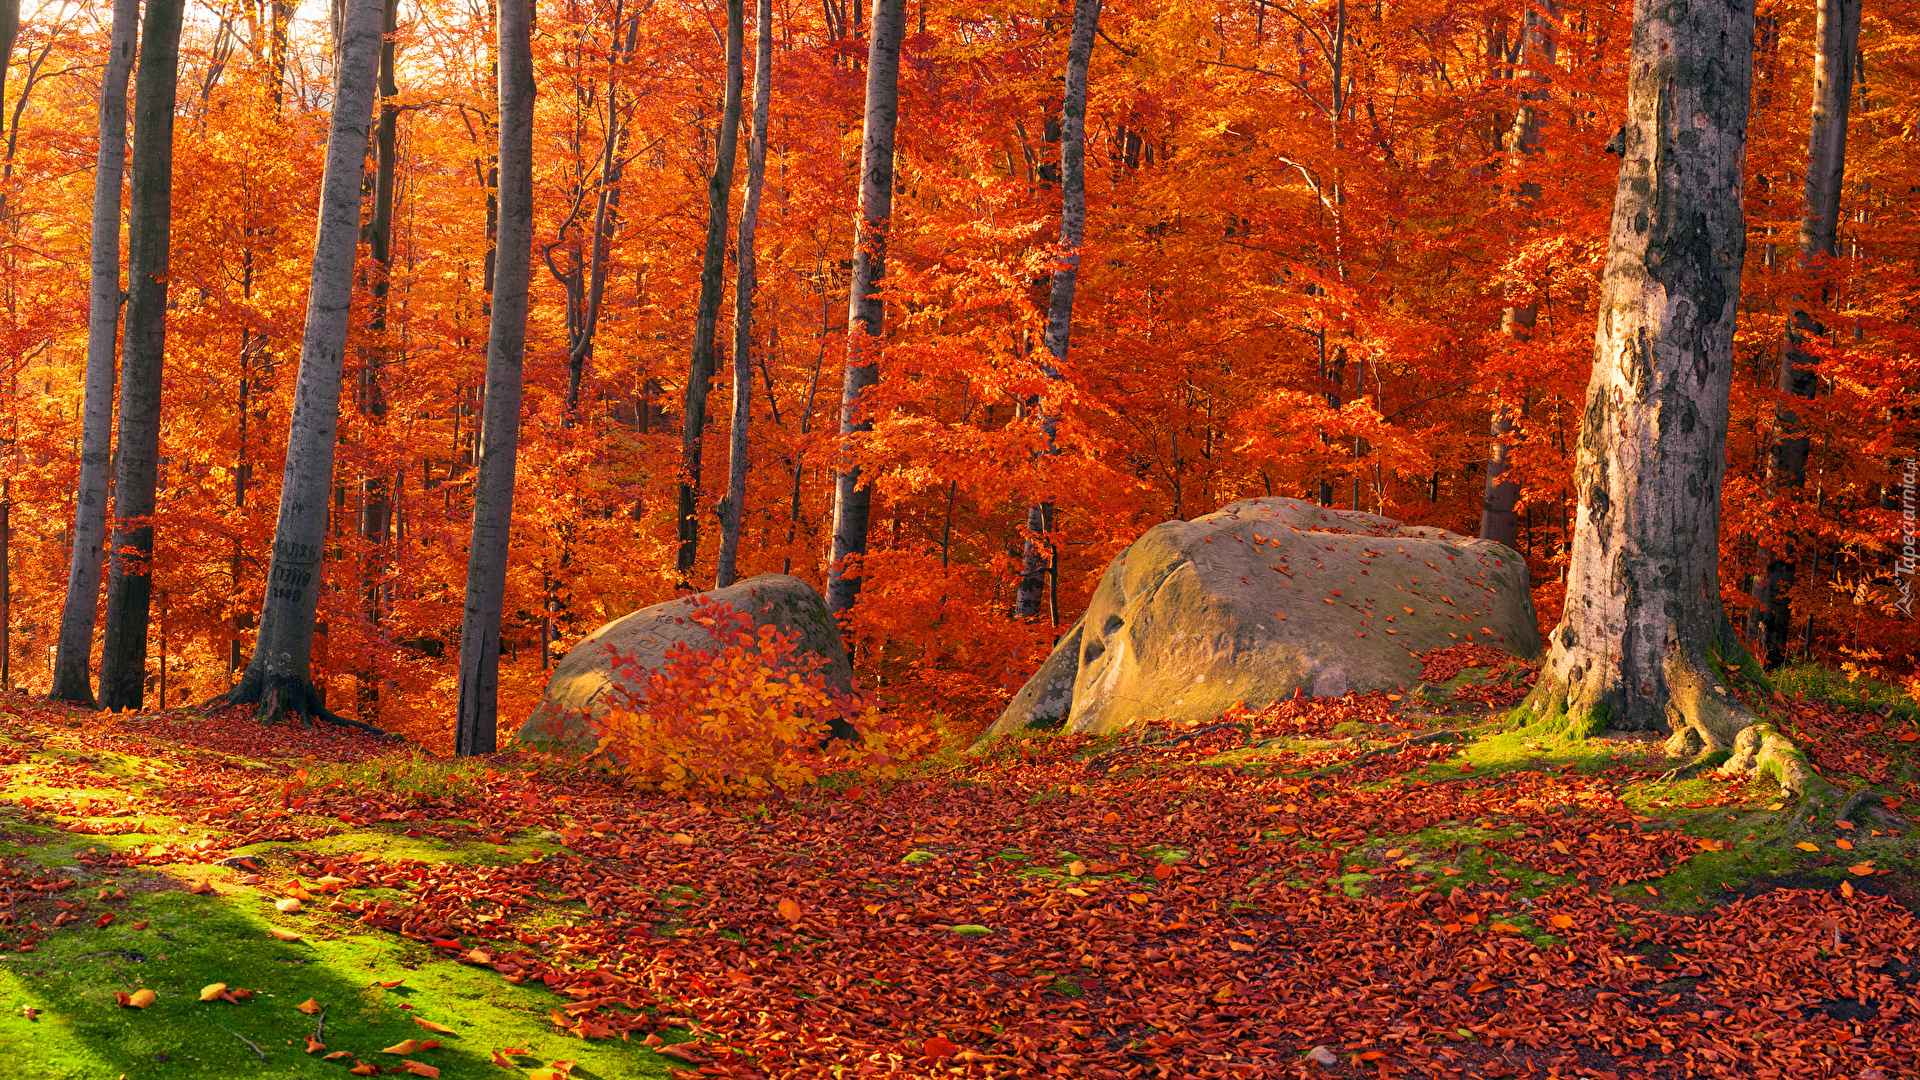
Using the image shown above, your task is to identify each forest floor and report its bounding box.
[0,651,1916,1079]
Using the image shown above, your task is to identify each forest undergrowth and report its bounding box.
[0,650,1917,1079]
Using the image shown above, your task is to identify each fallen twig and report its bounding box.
[316,1006,326,1043]
[217,1022,268,1062]
[1301,728,1471,777]
[1084,722,1252,772]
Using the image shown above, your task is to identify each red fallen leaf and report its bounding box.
[349,1064,379,1077]
[323,1050,354,1061]
[398,1062,440,1078]
[95,913,115,928]
[924,1035,960,1060]
[130,921,148,931]
[491,1048,532,1066]
[1898,732,1918,743]
[655,1042,708,1063]
[305,1037,325,1053]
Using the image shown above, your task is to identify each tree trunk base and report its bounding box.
[204,672,398,741]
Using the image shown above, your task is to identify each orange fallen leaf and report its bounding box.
[268,928,302,941]
[924,1035,959,1059]
[1468,981,1495,993]
[413,1017,457,1035]
[198,983,228,1002]
[296,997,321,1014]
[491,1048,531,1066]
[1836,839,1854,850]
[399,1062,440,1078]
[1840,880,1855,900]
[1794,842,1820,852]
[305,1037,325,1054]
[777,897,802,923]
[350,1064,379,1077]
[115,988,157,1009]
[323,1050,354,1060]
[188,880,214,894]
[95,913,115,929]
[275,897,303,913]
[382,1039,424,1055]
[1547,914,1574,930]
[1848,863,1875,876]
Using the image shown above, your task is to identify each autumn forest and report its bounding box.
[0,0,1908,745]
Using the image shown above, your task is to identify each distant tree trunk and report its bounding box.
[359,0,400,716]
[824,0,907,618]
[49,0,138,707]
[1479,0,1557,551]
[214,0,387,728]
[97,0,187,712]
[0,0,18,113]
[1015,0,1100,621]
[717,0,772,589]
[676,0,744,581]
[1521,0,1755,753]
[1749,0,1860,666]
[453,0,535,756]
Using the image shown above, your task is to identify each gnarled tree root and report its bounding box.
[200,678,401,742]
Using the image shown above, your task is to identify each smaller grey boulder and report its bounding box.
[515,574,852,751]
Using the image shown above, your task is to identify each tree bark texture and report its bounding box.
[1748,0,1859,666]
[49,0,138,706]
[219,0,386,726]
[1522,0,1755,752]
[676,0,744,581]
[824,0,907,618]
[98,0,187,711]
[717,0,771,589]
[1015,0,1100,622]
[454,0,535,756]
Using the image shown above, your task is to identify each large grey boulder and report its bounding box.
[515,574,852,751]
[972,498,1540,748]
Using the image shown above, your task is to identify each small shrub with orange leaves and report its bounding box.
[583,597,932,795]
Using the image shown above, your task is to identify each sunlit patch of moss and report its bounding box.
[301,751,491,802]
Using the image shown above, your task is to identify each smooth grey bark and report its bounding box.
[453,0,534,756]
[358,0,400,717]
[97,0,187,711]
[1479,0,1558,550]
[823,0,907,618]
[717,0,771,589]
[49,0,138,707]
[1522,0,1757,752]
[1015,0,1100,621]
[676,0,744,581]
[1748,0,1860,666]
[214,0,387,728]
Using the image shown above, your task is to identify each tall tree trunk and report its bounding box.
[1748,0,1860,666]
[1015,0,1099,621]
[676,0,744,581]
[453,0,535,756]
[1479,0,1557,550]
[0,0,18,118]
[717,0,771,589]
[216,0,387,729]
[49,0,138,706]
[98,0,188,712]
[359,0,400,716]
[1521,0,1755,753]
[824,0,907,618]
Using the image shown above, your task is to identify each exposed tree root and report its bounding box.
[202,674,400,742]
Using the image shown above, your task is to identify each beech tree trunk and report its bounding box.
[1014,0,1100,621]
[216,0,387,728]
[453,0,535,756]
[717,0,771,589]
[49,0,138,707]
[1478,0,1557,551]
[824,0,907,618]
[1521,0,1755,753]
[676,0,744,581]
[359,0,400,716]
[1748,0,1860,666]
[98,0,187,712]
